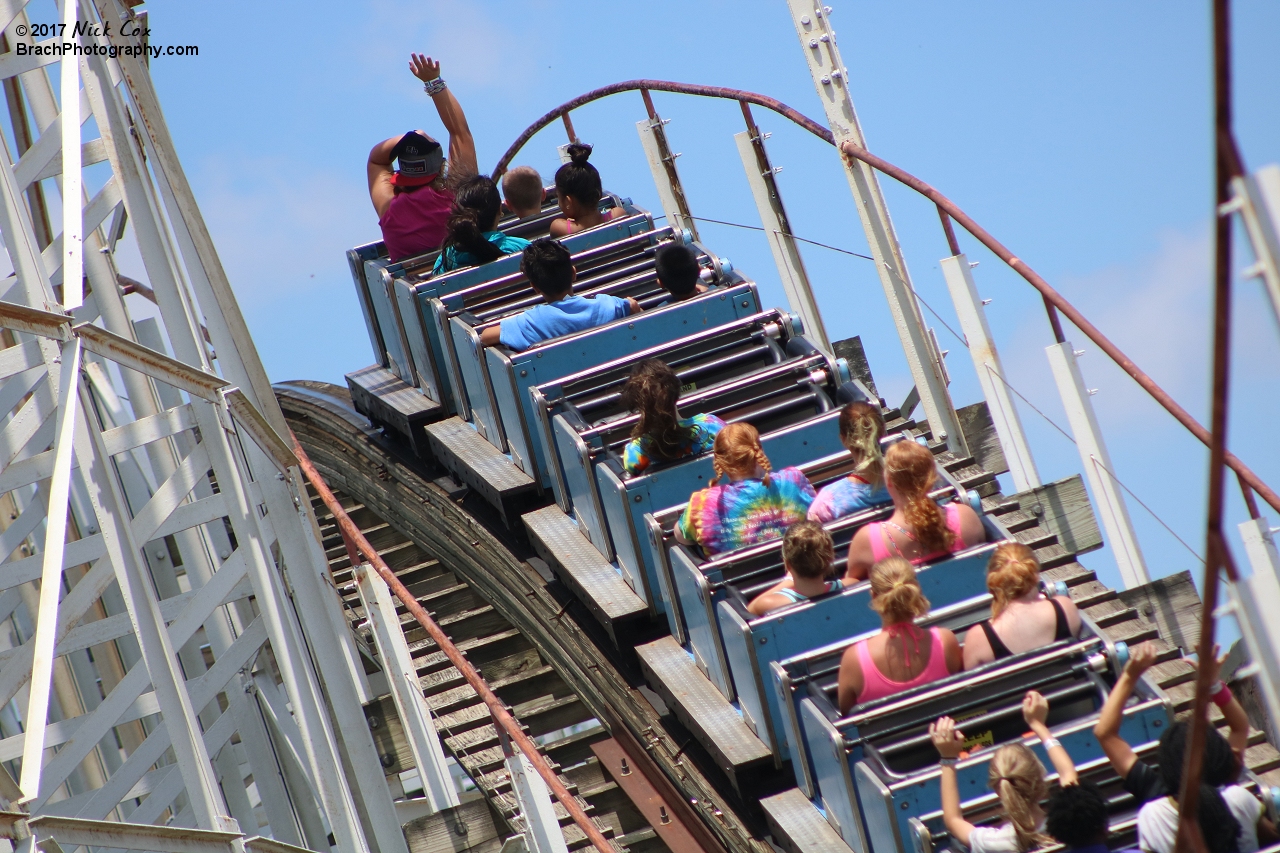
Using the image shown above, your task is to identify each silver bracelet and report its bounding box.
[938,757,958,767]
[423,78,447,96]
[1042,738,1062,750]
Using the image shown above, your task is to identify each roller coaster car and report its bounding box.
[475,255,752,482]
[530,308,807,500]
[665,458,996,696]
[438,233,730,447]
[348,196,652,416]
[778,600,1153,853]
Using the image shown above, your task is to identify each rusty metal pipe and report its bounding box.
[837,139,1280,515]
[490,79,834,180]
[493,81,1277,513]
[290,438,615,853]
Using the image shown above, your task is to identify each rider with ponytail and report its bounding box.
[433,175,531,274]
[845,440,985,581]
[549,143,624,237]
[837,557,961,712]
[963,542,1080,669]
[620,359,724,475]
[809,402,892,523]
[676,422,815,557]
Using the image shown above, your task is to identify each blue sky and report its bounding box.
[129,2,1279,605]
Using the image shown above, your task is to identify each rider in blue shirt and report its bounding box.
[480,238,640,352]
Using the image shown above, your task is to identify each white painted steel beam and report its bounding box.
[506,750,569,853]
[734,129,830,355]
[783,0,965,453]
[1232,165,1280,328]
[636,116,697,240]
[940,254,1040,492]
[18,339,81,802]
[1234,519,1280,740]
[1045,342,1149,588]
[353,563,460,813]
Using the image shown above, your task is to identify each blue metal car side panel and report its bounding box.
[737,545,996,766]
[489,283,760,487]
[801,698,865,853]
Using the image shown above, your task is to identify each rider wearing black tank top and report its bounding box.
[976,597,1072,660]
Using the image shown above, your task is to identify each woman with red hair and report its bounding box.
[963,542,1079,670]
[844,440,985,581]
[676,422,815,557]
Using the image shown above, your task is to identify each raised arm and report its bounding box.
[410,54,477,179]
[1195,645,1251,759]
[931,716,975,847]
[367,136,400,218]
[1024,690,1077,785]
[1093,641,1157,779]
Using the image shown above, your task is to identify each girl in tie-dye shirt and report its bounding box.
[620,359,725,475]
[676,422,815,557]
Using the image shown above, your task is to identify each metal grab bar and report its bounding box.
[869,679,1098,758]
[471,258,659,321]
[582,355,828,442]
[289,437,614,853]
[572,340,774,416]
[841,637,1103,728]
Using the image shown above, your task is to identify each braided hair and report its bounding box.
[884,440,952,554]
[620,359,695,462]
[442,175,503,264]
[710,422,772,487]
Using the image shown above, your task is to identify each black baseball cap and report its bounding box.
[391,131,444,186]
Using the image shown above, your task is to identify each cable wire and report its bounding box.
[685,210,1202,565]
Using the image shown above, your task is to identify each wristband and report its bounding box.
[1041,737,1062,751]
[1210,680,1232,708]
[938,757,958,768]
[423,78,448,96]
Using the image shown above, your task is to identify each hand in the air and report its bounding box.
[410,53,440,83]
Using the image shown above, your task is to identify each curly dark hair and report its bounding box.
[620,359,694,462]
[1045,781,1109,848]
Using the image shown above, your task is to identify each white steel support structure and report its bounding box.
[1231,519,1280,738]
[1045,343,1149,588]
[352,564,459,814]
[1230,164,1280,326]
[784,0,966,454]
[0,2,405,851]
[734,114,830,355]
[635,94,698,241]
[940,254,1040,492]
[503,744,569,853]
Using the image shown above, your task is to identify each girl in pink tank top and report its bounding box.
[838,557,961,713]
[845,440,986,582]
[867,502,967,564]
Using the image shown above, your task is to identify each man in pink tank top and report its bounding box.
[367,53,478,262]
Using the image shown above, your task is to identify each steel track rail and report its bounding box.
[276,381,761,853]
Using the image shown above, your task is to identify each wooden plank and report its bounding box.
[956,401,1009,477]
[1116,570,1201,655]
[403,799,503,853]
[1012,474,1103,556]
[831,335,877,398]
